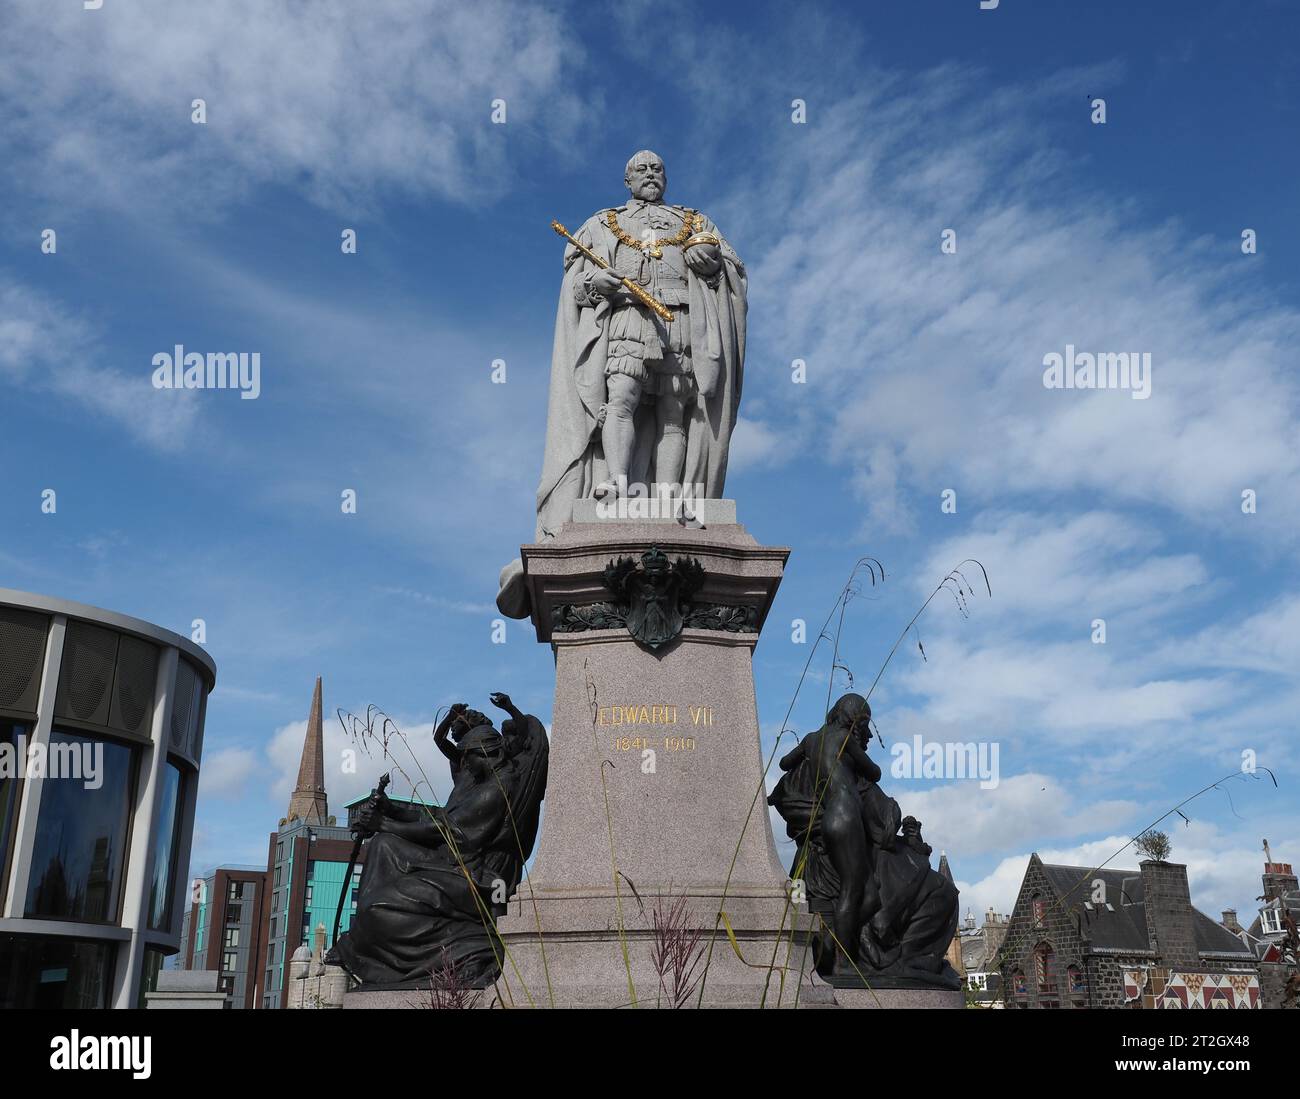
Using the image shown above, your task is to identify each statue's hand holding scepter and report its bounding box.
[551,220,674,322]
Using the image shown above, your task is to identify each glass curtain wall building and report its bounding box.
[0,589,215,1009]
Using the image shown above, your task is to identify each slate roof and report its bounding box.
[1191,909,1256,955]
[1040,862,1252,957]
[1040,864,1150,952]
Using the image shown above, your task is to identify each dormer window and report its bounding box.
[1261,907,1284,935]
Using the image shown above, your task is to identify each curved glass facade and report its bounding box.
[0,719,26,907]
[23,730,137,924]
[0,590,215,1008]
[0,933,114,1009]
[147,762,185,931]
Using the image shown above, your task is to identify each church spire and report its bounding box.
[285,677,329,826]
[938,851,954,883]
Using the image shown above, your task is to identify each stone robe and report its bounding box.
[534,202,746,540]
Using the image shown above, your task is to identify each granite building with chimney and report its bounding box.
[1232,841,1299,1009]
[958,906,1009,1005]
[998,853,1261,1008]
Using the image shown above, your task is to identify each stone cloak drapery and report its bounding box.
[534,210,746,541]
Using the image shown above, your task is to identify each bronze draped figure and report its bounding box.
[326,692,548,988]
[768,693,961,990]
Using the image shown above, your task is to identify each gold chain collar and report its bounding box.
[606,207,702,259]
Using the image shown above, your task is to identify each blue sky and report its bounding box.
[2,0,1298,927]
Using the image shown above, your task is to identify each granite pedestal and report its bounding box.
[493,508,822,1007]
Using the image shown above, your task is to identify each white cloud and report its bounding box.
[1156,593,1300,677]
[0,277,200,449]
[374,586,494,616]
[892,635,1234,738]
[896,773,1140,859]
[728,416,788,474]
[916,510,1208,628]
[198,746,259,799]
[734,65,1300,541]
[0,0,587,217]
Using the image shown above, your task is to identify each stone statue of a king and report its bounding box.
[534,150,747,539]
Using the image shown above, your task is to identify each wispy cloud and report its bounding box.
[0,0,589,219]
[0,276,199,449]
[732,63,1300,541]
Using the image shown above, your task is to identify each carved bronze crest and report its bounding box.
[551,545,758,649]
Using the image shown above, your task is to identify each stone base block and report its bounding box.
[494,909,833,1009]
[343,988,431,1009]
[285,961,351,1009]
[569,497,737,526]
[830,987,966,1009]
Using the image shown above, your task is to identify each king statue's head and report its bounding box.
[625,150,666,203]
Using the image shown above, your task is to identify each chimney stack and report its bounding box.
[1261,840,1297,904]
[1140,859,1197,968]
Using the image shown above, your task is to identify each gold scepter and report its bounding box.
[551,220,674,322]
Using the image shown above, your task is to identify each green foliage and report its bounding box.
[1134,829,1173,862]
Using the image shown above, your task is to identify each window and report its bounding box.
[1031,893,1046,926]
[1261,908,1284,934]
[222,951,238,974]
[0,721,29,908]
[273,866,281,887]
[966,973,987,992]
[24,731,137,923]
[146,763,184,931]
[1012,969,1027,998]
[224,927,241,949]
[138,948,166,1009]
[304,884,313,906]
[226,904,242,923]
[276,841,284,862]
[269,917,277,939]
[1067,964,1086,1001]
[0,934,114,1009]
[228,881,242,902]
[1034,941,1057,994]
